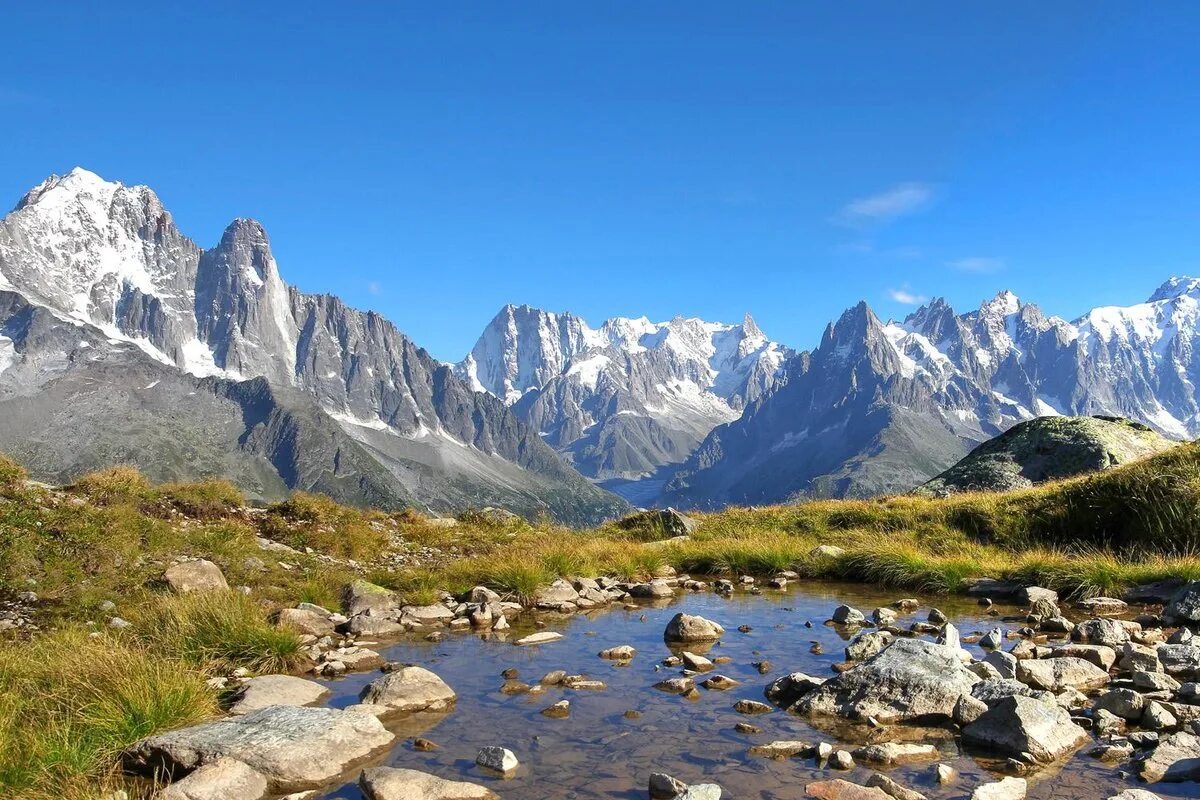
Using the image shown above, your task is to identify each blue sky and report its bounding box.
[3,4,1199,360]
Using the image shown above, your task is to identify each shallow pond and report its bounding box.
[316,581,1194,800]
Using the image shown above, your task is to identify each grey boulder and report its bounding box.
[359,666,456,714]
[962,695,1088,763]
[664,613,724,642]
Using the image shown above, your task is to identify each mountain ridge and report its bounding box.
[0,168,628,524]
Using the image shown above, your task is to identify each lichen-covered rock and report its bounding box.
[342,579,398,616]
[793,638,979,725]
[124,706,393,791]
[916,416,1175,495]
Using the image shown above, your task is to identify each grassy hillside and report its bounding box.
[3,443,1200,797]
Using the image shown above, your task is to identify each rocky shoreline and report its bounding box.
[116,551,1200,800]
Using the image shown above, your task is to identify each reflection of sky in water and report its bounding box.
[316,581,1193,800]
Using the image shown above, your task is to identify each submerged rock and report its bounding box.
[961,695,1088,764]
[359,767,498,800]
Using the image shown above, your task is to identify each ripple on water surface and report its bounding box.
[316,581,1194,800]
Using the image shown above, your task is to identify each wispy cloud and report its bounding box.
[367,281,382,296]
[947,256,1005,274]
[887,287,928,305]
[837,182,933,226]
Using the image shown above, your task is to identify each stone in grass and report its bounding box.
[123,706,394,792]
[157,756,267,800]
[164,559,229,594]
[475,746,519,774]
[359,767,498,800]
[228,675,329,716]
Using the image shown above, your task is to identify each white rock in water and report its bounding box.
[515,631,563,646]
[475,746,519,773]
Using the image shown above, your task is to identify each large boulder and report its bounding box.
[228,675,330,716]
[793,638,979,725]
[664,613,724,643]
[123,706,394,791]
[158,757,267,800]
[163,560,228,594]
[615,507,699,538]
[360,767,498,800]
[1072,618,1134,648]
[962,695,1089,763]
[1162,581,1200,627]
[359,666,456,714]
[1015,657,1110,692]
[1140,730,1200,782]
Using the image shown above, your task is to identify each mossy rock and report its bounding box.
[916,415,1178,495]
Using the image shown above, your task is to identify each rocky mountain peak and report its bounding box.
[980,289,1020,317]
[1149,276,1200,303]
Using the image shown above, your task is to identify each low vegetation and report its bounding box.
[3,443,1200,796]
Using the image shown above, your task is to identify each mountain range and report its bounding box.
[2,168,1198,519]
[0,169,628,525]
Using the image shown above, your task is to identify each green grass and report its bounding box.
[4,444,1200,797]
[0,630,216,800]
[131,591,305,673]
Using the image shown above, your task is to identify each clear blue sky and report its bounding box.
[3,4,1199,360]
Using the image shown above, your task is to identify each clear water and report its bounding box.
[315,580,1195,800]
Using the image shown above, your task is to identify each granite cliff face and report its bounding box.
[0,169,627,524]
[457,304,788,501]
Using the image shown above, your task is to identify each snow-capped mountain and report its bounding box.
[662,281,1200,509]
[456,304,789,497]
[0,169,628,524]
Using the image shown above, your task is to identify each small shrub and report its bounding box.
[0,454,27,494]
[263,492,389,559]
[69,466,151,506]
[156,479,245,519]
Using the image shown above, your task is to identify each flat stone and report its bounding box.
[962,695,1088,763]
[164,560,228,594]
[514,631,563,646]
[1016,656,1109,692]
[851,743,938,764]
[228,675,329,716]
[345,614,405,637]
[404,604,455,625]
[1075,597,1128,615]
[158,757,267,800]
[1050,644,1117,671]
[124,706,394,791]
[970,777,1026,800]
[359,666,456,714]
[359,767,497,800]
[864,774,927,800]
[805,779,890,800]
[749,740,813,758]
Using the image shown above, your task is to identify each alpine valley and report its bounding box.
[3,169,1200,518]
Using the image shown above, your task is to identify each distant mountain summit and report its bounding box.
[661,281,1200,508]
[457,304,789,499]
[0,169,628,524]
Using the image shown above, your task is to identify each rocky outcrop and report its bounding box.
[917,416,1175,495]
